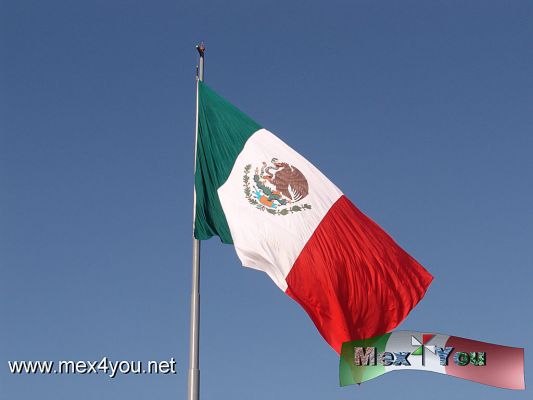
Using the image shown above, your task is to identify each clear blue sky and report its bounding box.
[1,1,531,399]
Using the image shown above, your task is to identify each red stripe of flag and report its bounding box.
[286,195,433,353]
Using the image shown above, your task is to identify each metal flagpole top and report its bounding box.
[196,43,205,82]
[196,42,205,56]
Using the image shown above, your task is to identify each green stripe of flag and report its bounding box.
[194,82,262,243]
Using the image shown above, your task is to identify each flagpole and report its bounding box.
[188,42,204,400]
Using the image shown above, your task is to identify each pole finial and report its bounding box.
[196,42,205,57]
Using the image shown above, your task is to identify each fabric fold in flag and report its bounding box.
[194,82,433,353]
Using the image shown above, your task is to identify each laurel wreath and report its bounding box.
[243,164,312,215]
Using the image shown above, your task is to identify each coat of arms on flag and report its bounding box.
[243,158,312,215]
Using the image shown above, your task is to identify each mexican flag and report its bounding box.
[194,82,433,353]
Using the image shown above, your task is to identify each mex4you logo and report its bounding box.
[339,330,525,389]
[354,333,486,367]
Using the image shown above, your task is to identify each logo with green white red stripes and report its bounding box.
[338,330,526,390]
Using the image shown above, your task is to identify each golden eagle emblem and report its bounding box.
[243,158,312,215]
